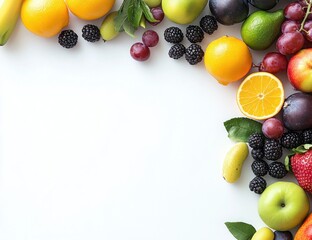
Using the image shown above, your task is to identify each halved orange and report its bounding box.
[237,72,285,120]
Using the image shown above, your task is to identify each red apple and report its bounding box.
[287,48,312,92]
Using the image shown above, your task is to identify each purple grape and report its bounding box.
[281,20,300,33]
[259,52,288,73]
[142,30,159,47]
[304,20,312,30]
[149,7,164,26]
[284,2,305,21]
[305,28,312,41]
[297,0,309,7]
[130,42,150,61]
[276,31,305,55]
[262,118,285,139]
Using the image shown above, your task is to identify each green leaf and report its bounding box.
[292,144,312,153]
[140,0,158,22]
[128,0,142,28]
[123,20,136,38]
[224,118,262,142]
[285,155,292,171]
[225,222,256,240]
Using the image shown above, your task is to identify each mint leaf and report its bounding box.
[225,222,256,240]
[224,118,262,142]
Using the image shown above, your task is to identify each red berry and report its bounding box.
[130,42,150,61]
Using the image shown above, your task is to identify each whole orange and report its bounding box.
[21,0,69,38]
[65,0,116,20]
[204,36,252,85]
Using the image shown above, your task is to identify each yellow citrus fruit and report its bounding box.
[204,36,252,85]
[21,0,69,38]
[237,72,285,120]
[65,0,116,20]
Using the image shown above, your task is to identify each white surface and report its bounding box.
[0,1,310,239]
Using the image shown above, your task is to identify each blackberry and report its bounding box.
[199,15,218,35]
[251,148,264,161]
[82,24,101,42]
[248,133,265,149]
[251,160,268,177]
[185,44,204,65]
[268,162,288,179]
[249,176,266,194]
[280,132,302,149]
[264,139,283,161]
[302,129,312,144]
[164,27,183,43]
[58,29,78,49]
[168,44,186,59]
[186,25,204,43]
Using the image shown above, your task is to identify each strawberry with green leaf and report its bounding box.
[285,144,312,194]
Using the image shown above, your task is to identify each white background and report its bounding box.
[0,1,310,239]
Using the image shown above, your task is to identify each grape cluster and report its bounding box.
[277,0,312,55]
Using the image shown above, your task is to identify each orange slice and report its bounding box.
[237,72,285,120]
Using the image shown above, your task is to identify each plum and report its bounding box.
[274,230,293,240]
[282,92,312,131]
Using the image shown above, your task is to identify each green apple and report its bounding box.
[143,0,161,7]
[162,0,208,24]
[258,181,310,231]
[251,227,274,240]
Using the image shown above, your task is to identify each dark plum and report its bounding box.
[248,0,279,10]
[274,230,293,240]
[283,93,312,131]
[209,0,249,25]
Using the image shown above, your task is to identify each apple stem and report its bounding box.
[300,1,312,31]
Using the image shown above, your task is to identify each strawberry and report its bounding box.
[287,145,312,194]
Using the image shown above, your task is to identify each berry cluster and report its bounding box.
[58,24,101,49]
[164,15,218,65]
[248,117,312,194]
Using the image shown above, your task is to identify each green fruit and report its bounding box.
[222,142,249,183]
[162,0,207,24]
[251,227,274,240]
[100,11,119,41]
[241,9,284,50]
[143,0,161,7]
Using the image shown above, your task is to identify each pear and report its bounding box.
[241,9,284,50]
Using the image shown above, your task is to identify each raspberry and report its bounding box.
[268,162,288,179]
[249,176,266,194]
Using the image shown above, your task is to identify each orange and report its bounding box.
[204,36,252,85]
[65,0,116,20]
[236,72,285,120]
[21,0,69,38]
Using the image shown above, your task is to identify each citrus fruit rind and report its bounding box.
[237,72,285,120]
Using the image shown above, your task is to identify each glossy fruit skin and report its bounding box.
[149,7,164,26]
[282,93,312,131]
[251,227,274,240]
[259,52,288,74]
[287,49,312,92]
[222,142,249,183]
[262,118,284,139]
[143,0,161,7]
[241,10,284,50]
[162,0,208,24]
[100,11,119,41]
[204,36,252,85]
[130,43,150,61]
[258,181,310,231]
[274,231,293,240]
[142,30,159,47]
[209,0,249,25]
[248,0,279,10]
[295,213,312,240]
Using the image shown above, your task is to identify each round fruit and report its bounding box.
[248,0,279,10]
[236,72,284,120]
[142,30,159,47]
[100,11,119,41]
[251,227,274,240]
[282,92,312,131]
[130,42,150,61]
[222,142,249,183]
[274,231,293,240]
[262,118,284,139]
[65,0,115,20]
[284,2,305,21]
[259,52,288,74]
[143,0,161,7]
[258,181,310,231]
[21,0,69,38]
[149,7,164,26]
[204,36,252,85]
[276,31,305,55]
[162,0,208,24]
